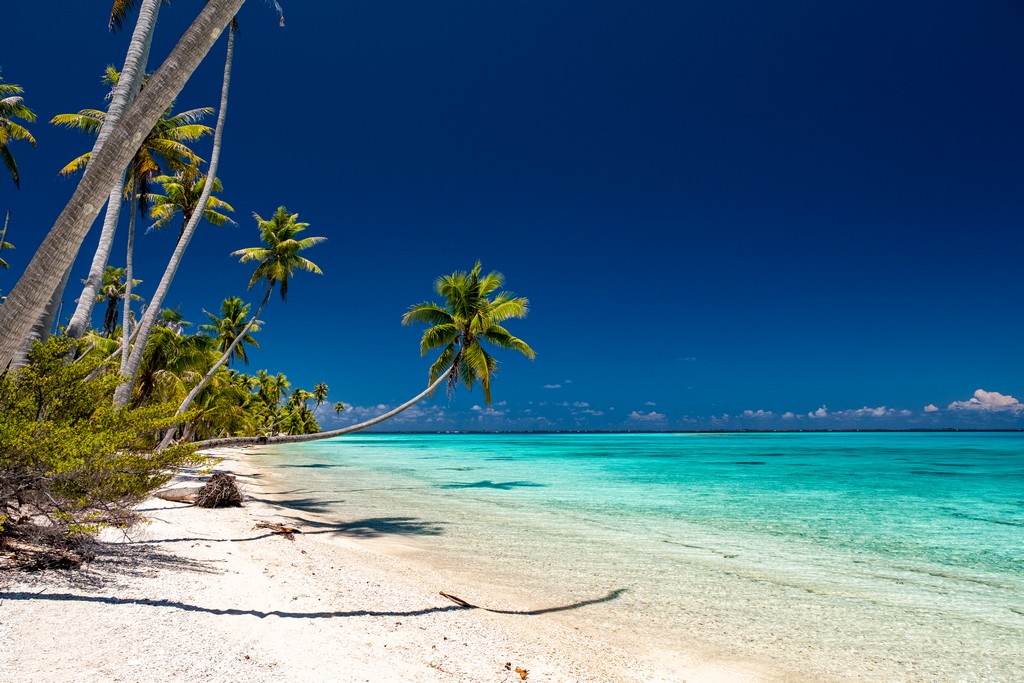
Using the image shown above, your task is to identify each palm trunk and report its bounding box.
[54,0,161,342]
[158,283,270,449]
[9,265,72,368]
[114,23,237,407]
[118,182,139,379]
[0,0,246,370]
[190,367,453,450]
[0,210,9,261]
[65,182,126,339]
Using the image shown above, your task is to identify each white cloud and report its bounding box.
[676,356,698,362]
[573,401,590,408]
[644,401,657,406]
[782,411,796,420]
[564,379,573,384]
[543,384,562,389]
[947,389,1024,414]
[809,405,828,419]
[924,404,939,413]
[835,406,895,418]
[628,410,666,421]
[742,409,773,418]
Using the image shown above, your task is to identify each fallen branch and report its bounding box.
[253,521,300,540]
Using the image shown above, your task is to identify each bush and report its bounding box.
[0,338,203,548]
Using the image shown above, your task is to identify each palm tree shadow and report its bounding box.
[281,515,446,539]
[438,480,545,491]
[0,588,627,620]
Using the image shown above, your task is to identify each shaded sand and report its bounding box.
[0,448,794,683]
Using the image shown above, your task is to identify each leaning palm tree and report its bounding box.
[186,262,535,449]
[54,75,213,352]
[53,0,165,344]
[0,70,36,189]
[55,72,212,344]
[157,206,325,447]
[404,261,535,405]
[200,295,261,366]
[114,19,238,407]
[0,0,244,369]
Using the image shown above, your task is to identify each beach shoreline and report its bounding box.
[0,446,784,683]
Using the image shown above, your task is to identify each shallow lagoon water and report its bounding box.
[250,432,1023,681]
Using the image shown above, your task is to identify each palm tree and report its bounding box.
[334,401,346,414]
[0,211,13,269]
[403,261,535,405]
[0,0,245,369]
[200,296,260,365]
[157,204,324,447]
[54,78,213,347]
[313,382,329,410]
[0,70,36,189]
[53,0,165,344]
[189,263,535,449]
[114,19,239,407]
[96,265,141,336]
[149,166,234,241]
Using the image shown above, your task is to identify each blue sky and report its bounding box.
[2,1,1023,431]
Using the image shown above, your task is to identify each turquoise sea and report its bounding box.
[248,432,1023,681]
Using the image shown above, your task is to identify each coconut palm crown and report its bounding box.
[0,70,37,189]
[402,262,535,405]
[232,206,326,301]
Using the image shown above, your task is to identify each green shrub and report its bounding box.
[0,338,203,542]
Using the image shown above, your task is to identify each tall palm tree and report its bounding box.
[200,295,260,365]
[149,165,234,241]
[313,382,329,410]
[96,265,141,336]
[333,401,346,414]
[52,0,165,344]
[0,210,13,269]
[0,0,245,369]
[188,263,535,449]
[115,19,239,407]
[0,70,36,189]
[158,204,324,446]
[53,79,213,349]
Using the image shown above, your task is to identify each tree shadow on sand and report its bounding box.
[0,588,627,620]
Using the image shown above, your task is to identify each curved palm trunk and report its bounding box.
[0,0,246,370]
[158,284,271,449]
[118,183,140,377]
[52,0,161,343]
[189,367,453,450]
[113,23,237,407]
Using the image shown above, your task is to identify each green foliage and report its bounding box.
[0,338,202,539]
[403,261,535,404]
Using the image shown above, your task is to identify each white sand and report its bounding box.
[0,448,795,683]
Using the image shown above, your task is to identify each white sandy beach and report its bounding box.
[0,448,797,683]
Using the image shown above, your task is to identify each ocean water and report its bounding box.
[247,432,1023,681]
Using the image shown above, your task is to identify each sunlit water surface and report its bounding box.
[248,432,1024,681]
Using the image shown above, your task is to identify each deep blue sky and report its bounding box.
[2,1,1023,430]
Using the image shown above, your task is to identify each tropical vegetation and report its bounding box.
[0,1,535,559]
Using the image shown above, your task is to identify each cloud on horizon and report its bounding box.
[628,410,666,421]
[947,389,1024,414]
